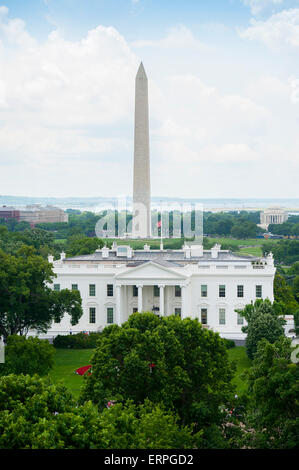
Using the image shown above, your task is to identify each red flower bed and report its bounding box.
[75,365,92,376]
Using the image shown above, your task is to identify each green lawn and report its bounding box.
[54,238,67,245]
[228,347,252,395]
[49,346,251,398]
[48,349,94,398]
[206,237,280,247]
[237,246,263,257]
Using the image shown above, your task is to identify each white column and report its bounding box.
[181,284,187,319]
[159,285,165,316]
[116,285,121,325]
[137,285,143,312]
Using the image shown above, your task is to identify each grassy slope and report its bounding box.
[48,349,94,398]
[227,347,252,395]
[49,346,251,398]
[237,246,263,257]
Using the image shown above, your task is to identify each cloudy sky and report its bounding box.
[0,0,299,199]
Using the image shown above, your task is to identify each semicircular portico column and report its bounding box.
[137,285,143,313]
[159,285,165,316]
[180,284,187,319]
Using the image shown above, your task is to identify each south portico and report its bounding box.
[114,261,190,324]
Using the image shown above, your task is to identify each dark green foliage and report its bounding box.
[0,246,83,341]
[231,221,260,239]
[0,335,55,376]
[66,236,107,257]
[262,239,299,265]
[294,310,299,336]
[53,332,101,349]
[293,275,299,303]
[80,313,234,442]
[245,337,299,448]
[203,211,261,237]
[274,273,298,315]
[236,300,285,360]
[222,338,236,349]
[0,375,202,449]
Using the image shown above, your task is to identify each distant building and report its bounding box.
[259,207,288,230]
[0,207,21,221]
[0,205,68,225]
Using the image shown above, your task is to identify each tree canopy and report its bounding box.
[0,374,202,449]
[236,299,286,359]
[0,246,83,341]
[80,313,234,445]
[245,337,299,448]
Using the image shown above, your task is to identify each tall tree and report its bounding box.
[0,246,82,342]
[245,337,299,448]
[81,313,234,446]
[236,299,286,359]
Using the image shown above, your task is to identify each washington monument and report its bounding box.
[132,62,151,238]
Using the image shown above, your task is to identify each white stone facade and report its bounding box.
[132,63,151,238]
[44,244,277,340]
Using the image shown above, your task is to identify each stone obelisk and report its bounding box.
[132,62,151,238]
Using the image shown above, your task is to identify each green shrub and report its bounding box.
[222,338,236,349]
[0,335,55,376]
[53,332,100,349]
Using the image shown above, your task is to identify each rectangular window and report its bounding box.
[107,308,114,324]
[54,284,60,292]
[175,308,181,317]
[89,284,96,297]
[201,308,208,325]
[219,308,226,325]
[133,308,138,313]
[154,285,160,297]
[237,313,244,325]
[237,285,244,298]
[201,285,208,297]
[256,285,262,298]
[175,285,181,297]
[107,284,114,297]
[71,284,78,291]
[133,285,138,297]
[89,307,96,324]
[219,285,226,298]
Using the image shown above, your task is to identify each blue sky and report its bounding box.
[6,0,251,39]
[0,0,299,198]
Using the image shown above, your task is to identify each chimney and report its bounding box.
[266,252,274,266]
[190,245,203,257]
[211,244,221,259]
[183,245,191,259]
[102,246,109,258]
[60,252,66,261]
[48,254,54,264]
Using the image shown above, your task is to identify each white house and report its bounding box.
[44,243,277,341]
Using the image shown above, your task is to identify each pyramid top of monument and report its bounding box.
[136,61,147,79]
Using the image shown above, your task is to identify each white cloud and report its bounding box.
[242,0,283,15]
[0,7,298,198]
[239,8,299,47]
[132,25,207,50]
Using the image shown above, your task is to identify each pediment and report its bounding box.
[115,261,188,281]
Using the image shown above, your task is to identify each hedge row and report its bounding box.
[222,338,236,349]
[53,332,101,349]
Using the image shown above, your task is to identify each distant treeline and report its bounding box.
[0,209,267,239]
